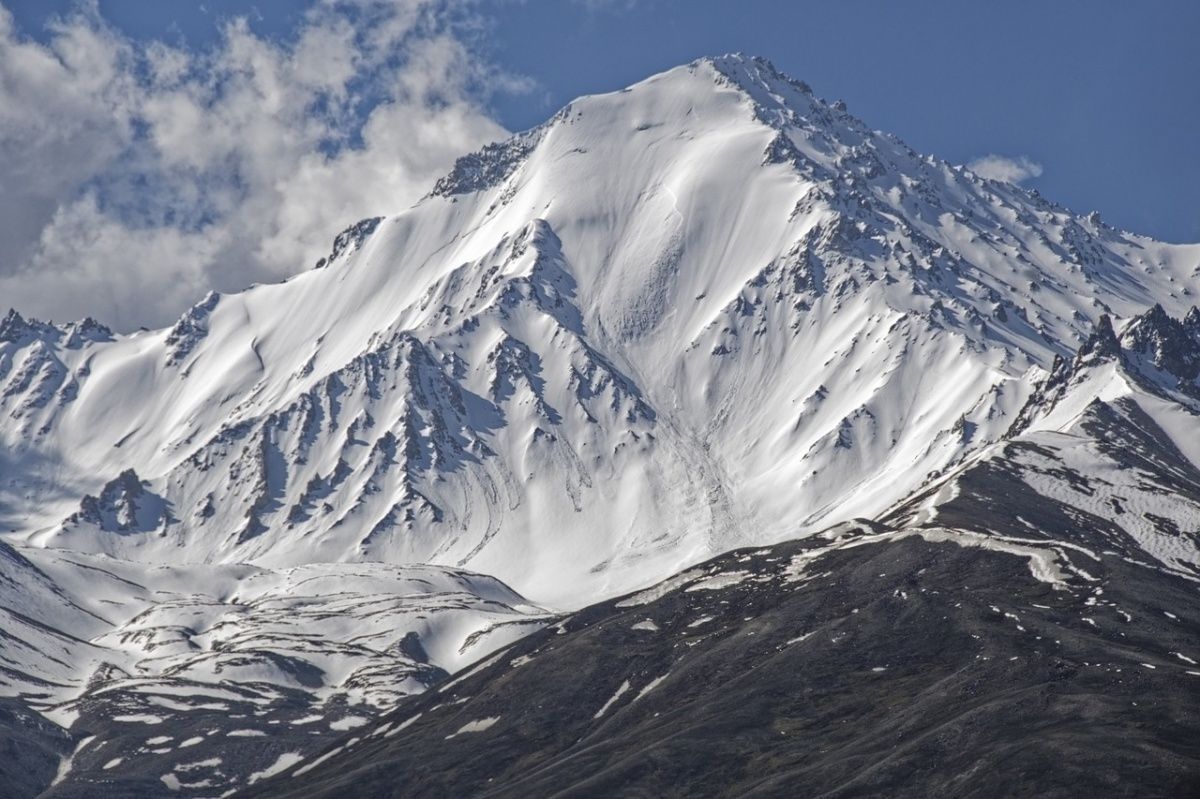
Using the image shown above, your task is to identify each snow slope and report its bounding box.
[2,55,1198,609]
[0,544,547,720]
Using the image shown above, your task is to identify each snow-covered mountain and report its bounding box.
[4,54,1198,606]
[2,54,1199,797]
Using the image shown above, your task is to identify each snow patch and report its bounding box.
[594,680,632,719]
[247,752,305,784]
[633,673,670,703]
[329,716,369,731]
[685,571,751,591]
[445,717,500,739]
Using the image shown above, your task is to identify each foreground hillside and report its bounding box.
[245,521,1200,798]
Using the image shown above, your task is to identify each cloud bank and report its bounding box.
[967,154,1044,185]
[0,1,520,330]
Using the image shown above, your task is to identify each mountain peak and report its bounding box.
[0,308,26,342]
[430,55,828,202]
[698,53,814,96]
[1079,314,1123,362]
[1120,303,1200,387]
[694,53,836,131]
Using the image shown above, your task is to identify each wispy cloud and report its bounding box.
[967,154,1044,185]
[0,1,526,330]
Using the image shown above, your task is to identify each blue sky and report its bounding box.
[2,0,1197,328]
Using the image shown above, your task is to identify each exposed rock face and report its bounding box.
[165,291,221,367]
[313,217,384,270]
[67,469,168,533]
[1119,303,1200,396]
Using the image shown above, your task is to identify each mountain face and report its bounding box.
[1,55,1199,797]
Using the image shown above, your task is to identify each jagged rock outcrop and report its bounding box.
[314,217,384,269]
[66,469,168,533]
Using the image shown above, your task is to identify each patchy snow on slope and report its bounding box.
[0,542,550,742]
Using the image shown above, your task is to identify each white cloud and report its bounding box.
[967,154,1044,185]
[0,1,520,330]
